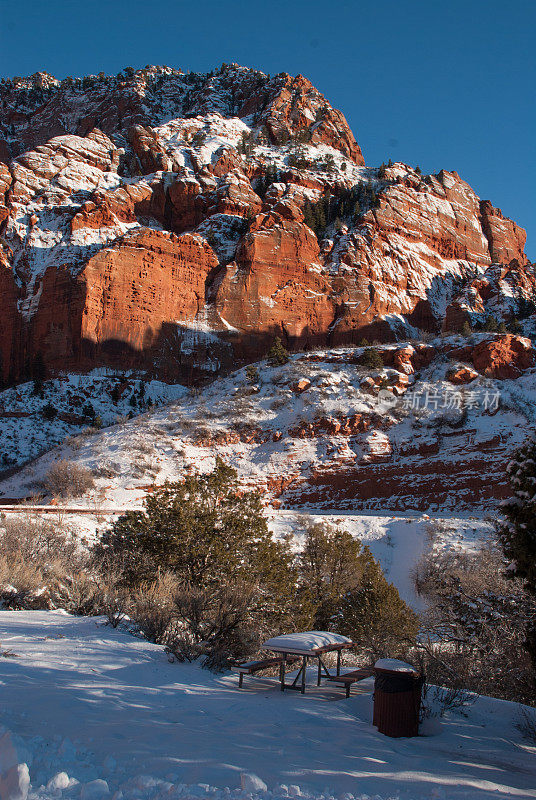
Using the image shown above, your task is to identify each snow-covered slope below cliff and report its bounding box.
[1,338,534,514]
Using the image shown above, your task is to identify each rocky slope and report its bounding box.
[1,334,534,512]
[0,64,534,384]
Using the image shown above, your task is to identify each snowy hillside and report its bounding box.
[0,372,187,473]
[2,340,534,513]
[1,611,535,800]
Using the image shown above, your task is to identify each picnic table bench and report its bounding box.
[232,655,300,688]
[262,631,354,693]
[327,666,375,697]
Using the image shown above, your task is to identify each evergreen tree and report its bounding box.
[83,402,96,421]
[297,520,417,656]
[303,201,316,231]
[461,320,473,337]
[518,298,536,319]
[315,202,326,232]
[496,438,536,676]
[245,365,259,384]
[297,521,368,629]
[358,347,384,369]
[266,336,289,366]
[32,351,47,396]
[110,385,121,404]
[339,548,418,656]
[94,459,296,609]
[483,315,499,332]
[41,402,57,420]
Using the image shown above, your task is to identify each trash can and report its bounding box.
[373,658,423,738]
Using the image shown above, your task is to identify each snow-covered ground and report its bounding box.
[1,611,535,800]
[0,373,188,474]
[2,344,533,513]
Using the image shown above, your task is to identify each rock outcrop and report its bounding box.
[0,64,532,381]
[471,334,534,379]
[447,334,534,380]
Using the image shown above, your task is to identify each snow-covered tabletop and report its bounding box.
[263,631,353,654]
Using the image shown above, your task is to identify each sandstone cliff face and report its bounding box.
[215,211,335,353]
[0,64,532,381]
[80,230,218,359]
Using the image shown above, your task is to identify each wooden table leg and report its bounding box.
[317,657,322,686]
[301,656,306,694]
[337,649,341,676]
[280,652,286,691]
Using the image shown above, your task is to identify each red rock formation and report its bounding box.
[289,413,375,439]
[215,212,335,350]
[381,344,436,374]
[80,230,218,354]
[0,65,531,381]
[447,366,479,385]
[480,200,528,265]
[255,73,364,164]
[0,162,11,229]
[471,334,534,379]
[0,262,19,381]
[447,334,534,380]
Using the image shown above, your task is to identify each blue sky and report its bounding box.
[1,0,534,258]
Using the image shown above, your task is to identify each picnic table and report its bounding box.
[262,631,354,694]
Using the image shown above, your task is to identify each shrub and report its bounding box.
[0,515,90,610]
[245,365,260,384]
[170,583,258,670]
[41,402,57,420]
[41,459,95,498]
[127,574,178,643]
[358,347,384,370]
[266,337,289,367]
[414,538,535,704]
[296,519,418,659]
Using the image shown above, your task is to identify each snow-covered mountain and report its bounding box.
[1,64,534,385]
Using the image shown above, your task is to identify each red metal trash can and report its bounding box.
[373,659,423,738]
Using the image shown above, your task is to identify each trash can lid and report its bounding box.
[374,658,419,675]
